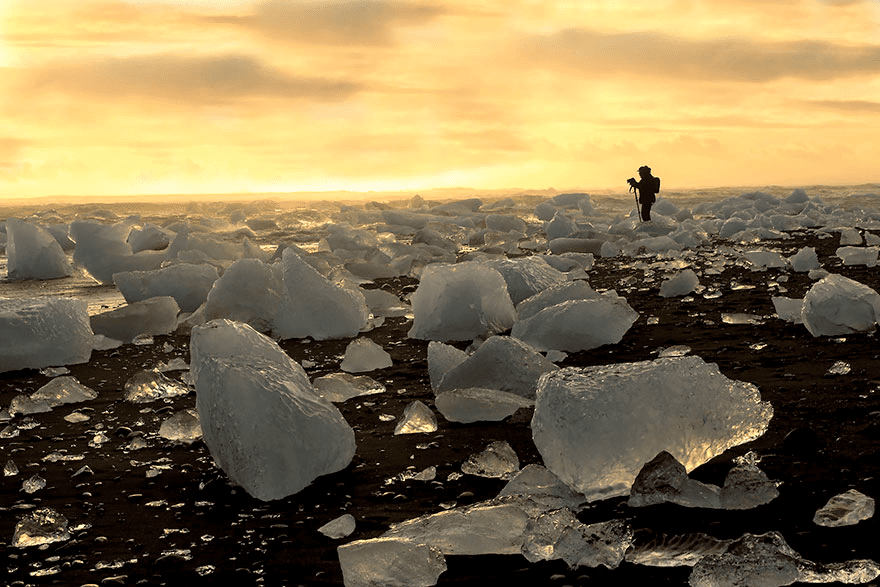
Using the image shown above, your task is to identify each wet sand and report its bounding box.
[1,230,878,586]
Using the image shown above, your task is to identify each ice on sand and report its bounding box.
[191,320,356,500]
[522,510,633,569]
[813,489,875,527]
[435,388,533,423]
[788,246,821,272]
[114,263,219,313]
[394,400,438,435]
[337,537,446,587]
[531,356,773,500]
[434,336,557,400]
[511,293,638,352]
[319,514,356,539]
[90,296,180,343]
[483,256,567,305]
[659,269,700,298]
[158,409,202,444]
[312,372,385,403]
[5,218,73,280]
[0,297,93,373]
[9,376,97,416]
[426,341,468,391]
[12,507,71,548]
[461,440,520,480]
[407,262,516,342]
[124,369,190,403]
[340,338,392,372]
[801,274,880,336]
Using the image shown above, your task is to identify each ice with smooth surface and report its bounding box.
[158,409,202,444]
[69,220,165,284]
[200,257,282,333]
[319,514,356,539]
[427,341,469,391]
[394,400,438,435]
[340,338,392,372]
[742,250,788,269]
[124,369,190,403]
[312,372,385,403]
[275,248,370,340]
[801,274,880,336]
[532,356,773,500]
[522,510,633,569]
[12,507,71,548]
[515,280,599,322]
[435,336,557,399]
[660,269,700,298]
[9,376,97,416]
[191,321,356,500]
[115,263,219,313]
[484,256,567,305]
[0,297,93,373]
[435,388,533,423]
[772,297,804,324]
[461,440,520,480]
[337,537,446,587]
[90,296,180,343]
[5,218,73,280]
[836,246,879,266]
[408,262,516,342]
[813,489,875,527]
[512,293,639,352]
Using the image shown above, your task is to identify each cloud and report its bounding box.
[24,54,361,104]
[517,28,880,81]
[800,99,880,112]
[203,0,445,46]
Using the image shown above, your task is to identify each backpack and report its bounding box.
[653,176,661,194]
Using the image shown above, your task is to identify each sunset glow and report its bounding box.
[1,0,879,199]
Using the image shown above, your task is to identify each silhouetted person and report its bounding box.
[628,166,660,221]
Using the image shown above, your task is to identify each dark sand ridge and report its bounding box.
[1,230,878,586]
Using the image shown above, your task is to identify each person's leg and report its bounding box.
[642,200,652,221]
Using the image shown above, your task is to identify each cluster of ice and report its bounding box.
[190,320,356,500]
[5,218,73,280]
[0,297,93,373]
[70,220,166,284]
[532,356,774,500]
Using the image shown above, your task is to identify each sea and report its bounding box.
[1,183,879,316]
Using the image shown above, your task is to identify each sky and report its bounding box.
[1,0,879,199]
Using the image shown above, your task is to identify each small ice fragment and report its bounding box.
[659,269,700,298]
[22,473,46,494]
[89,432,110,447]
[64,411,91,423]
[461,440,520,480]
[813,489,875,527]
[12,507,71,548]
[72,465,94,477]
[133,334,155,345]
[749,342,768,351]
[40,366,70,377]
[318,513,356,539]
[124,370,190,403]
[721,313,764,325]
[157,358,190,372]
[657,345,691,358]
[826,361,851,375]
[312,372,385,403]
[379,414,396,422]
[522,510,633,569]
[337,537,447,587]
[5,459,19,476]
[394,401,438,435]
[435,388,533,424]
[158,409,202,444]
[340,338,393,373]
[9,376,98,416]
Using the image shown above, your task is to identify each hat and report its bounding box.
[638,166,651,174]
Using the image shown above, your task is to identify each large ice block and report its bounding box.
[801,274,880,336]
[5,218,73,280]
[0,298,93,373]
[114,263,219,313]
[531,356,773,501]
[337,538,446,587]
[407,261,516,342]
[90,296,180,343]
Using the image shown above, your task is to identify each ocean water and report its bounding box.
[1,183,878,316]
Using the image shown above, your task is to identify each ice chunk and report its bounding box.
[90,296,180,343]
[512,293,638,352]
[836,246,879,266]
[360,288,409,318]
[128,223,171,253]
[801,274,880,336]
[0,297,93,373]
[531,356,773,501]
[435,388,533,423]
[382,500,531,555]
[484,256,566,305]
[497,464,587,512]
[742,250,787,269]
[788,246,820,272]
[69,220,165,284]
[158,409,202,444]
[718,461,779,510]
[626,532,732,567]
[407,261,516,342]
[8,376,97,416]
[813,489,875,527]
[840,228,863,245]
[340,338,392,373]
[274,248,370,340]
[12,507,71,548]
[522,510,633,569]
[5,218,73,280]
[461,440,520,480]
[337,538,446,587]
[427,341,469,391]
[772,296,804,324]
[660,269,700,298]
[319,514,356,539]
[394,400,438,435]
[313,372,385,403]
[516,280,599,322]
[124,369,190,403]
[436,336,557,399]
[114,263,219,313]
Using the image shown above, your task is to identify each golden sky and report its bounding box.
[1,0,879,198]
